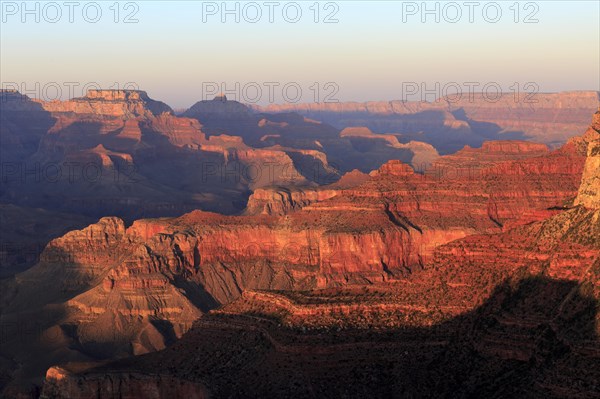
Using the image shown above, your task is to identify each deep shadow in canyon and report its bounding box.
[44,276,600,398]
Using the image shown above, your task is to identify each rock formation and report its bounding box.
[244,186,339,215]
[339,127,440,170]
[40,89,173,117]
[245,169,369,215]
[183,95,252,120]
[575,109,600,209]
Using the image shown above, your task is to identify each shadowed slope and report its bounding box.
[41,276,600,399]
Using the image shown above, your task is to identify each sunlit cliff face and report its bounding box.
[576,110,600,210]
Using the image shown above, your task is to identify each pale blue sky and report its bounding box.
[1,1,599,108]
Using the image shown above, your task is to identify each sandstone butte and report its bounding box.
[39,109,600,399]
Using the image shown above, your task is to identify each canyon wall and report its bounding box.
[575,110,600,209]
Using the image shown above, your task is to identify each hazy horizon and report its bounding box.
[2,1,599,108]
[3,87,600,112]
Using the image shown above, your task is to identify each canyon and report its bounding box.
[0,89,453,275]
[39,169,600,398]
[0,91,598,398]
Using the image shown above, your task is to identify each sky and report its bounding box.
[1,0,599,108]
